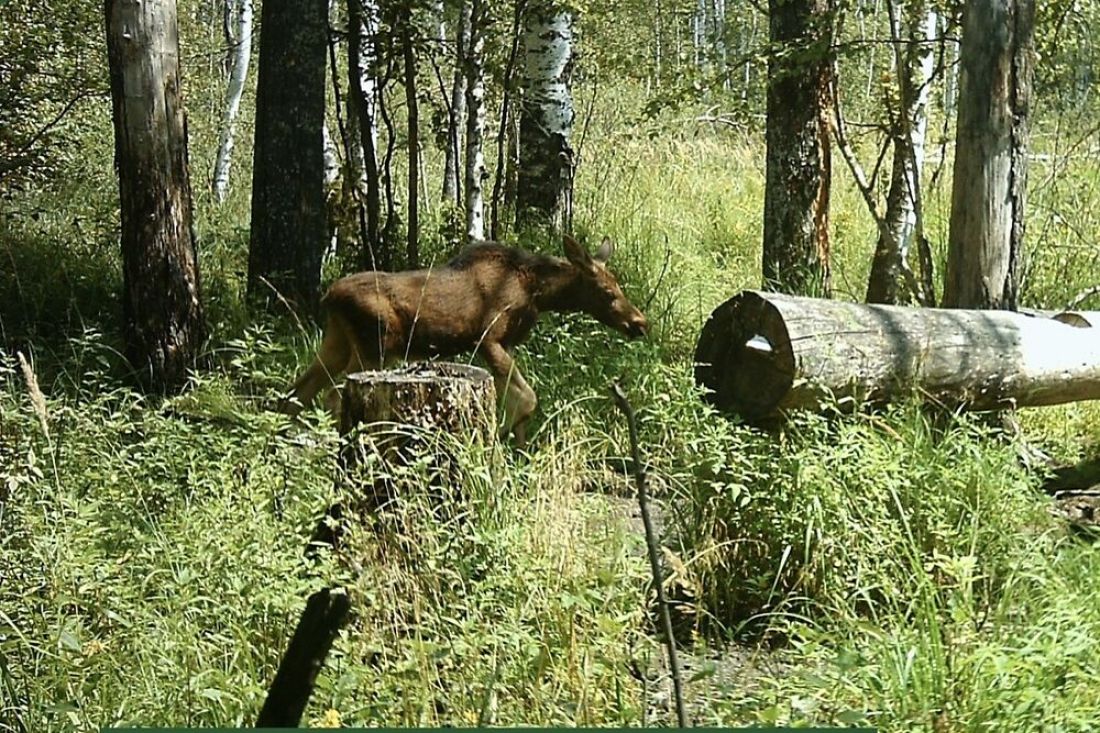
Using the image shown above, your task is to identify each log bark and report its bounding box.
[695,290,1100,423]
[337,362,496,513]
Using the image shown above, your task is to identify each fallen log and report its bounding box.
[694,290,1100,423]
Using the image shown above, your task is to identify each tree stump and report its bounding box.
[695,290,1100,423]
[336,361,496,516]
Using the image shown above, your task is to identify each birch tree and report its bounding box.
[943,0,1034,310]
[516,0,575,233]
[867,1,937,305]
[834,0,939,305]
[105,0,204,391]
[212,0,252,202]
[762,0,834,296]
[248,0,328,309]
[464,0,487,241]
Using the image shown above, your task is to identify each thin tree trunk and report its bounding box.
[866,1,938,305]
[516,1,574,234]
[490,0,525,240]
[762,0,833,297]
[105,0,204,391]
[443,0,470,207]
[503,106,520,219]
[712,0,728,89]
[693,0,706,70]
[378,63,400,253]
[463,0,486,241]
[322,121,341,187]
[347,0,385,269]
[944,0,1034,309]
[942,12,959,118]
[402,10,420,268]
[212,0,253,203]
[654,0,663,87]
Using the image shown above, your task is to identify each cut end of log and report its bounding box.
[693,291,796,421]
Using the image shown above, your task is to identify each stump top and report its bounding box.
[346,361,492,386]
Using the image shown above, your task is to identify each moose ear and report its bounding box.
[562,234,593,268]
[594,236,614,264]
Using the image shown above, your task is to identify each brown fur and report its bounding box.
[283,234,648,445]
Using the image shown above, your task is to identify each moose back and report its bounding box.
[283,234,648,445]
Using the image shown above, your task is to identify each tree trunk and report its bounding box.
[248,0,328,310]
[105,0,205,392]
[711,0,729,89]
[503,105,520,221]
[943,0,1034,310]
[693,0,706,70]
[865,1,938,305]
[443,0,470,208]
[402,11,420,268]
[695,290,1100,423]
[942,11,959,118]
[516,1,574,234]
[490,0,526,241]
[347,0,385,269]
[762,0,833,297]
[212,0,253,203]
[463,0,487,241]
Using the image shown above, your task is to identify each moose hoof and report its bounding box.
[275,396,304,417]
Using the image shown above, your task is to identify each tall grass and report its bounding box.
[4,72,1100,732]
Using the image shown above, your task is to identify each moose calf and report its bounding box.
[283,234,648,445]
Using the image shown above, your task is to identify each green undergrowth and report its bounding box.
[5,87,1100,731]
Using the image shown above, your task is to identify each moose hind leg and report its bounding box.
[281,317,353,415]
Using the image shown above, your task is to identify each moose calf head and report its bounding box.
[561,234,649,339]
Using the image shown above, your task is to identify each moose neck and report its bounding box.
[533,259,588,313]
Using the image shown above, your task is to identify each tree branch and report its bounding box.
[610,382,688,728]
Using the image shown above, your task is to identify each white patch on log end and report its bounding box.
[745,334,773,354]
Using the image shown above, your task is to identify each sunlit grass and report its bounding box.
[4,74,1100,733]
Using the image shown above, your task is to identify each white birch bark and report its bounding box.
[516,2,575,231]
[322,121,340,187]
[896,4,937,258]
[463,0,486,240]
[212,0,252,202]
[348,0,383,264]
[865,1,939,304]
[350,0,380,159]
[693,0,706,69]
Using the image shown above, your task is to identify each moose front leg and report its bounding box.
[482,342,537,446]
